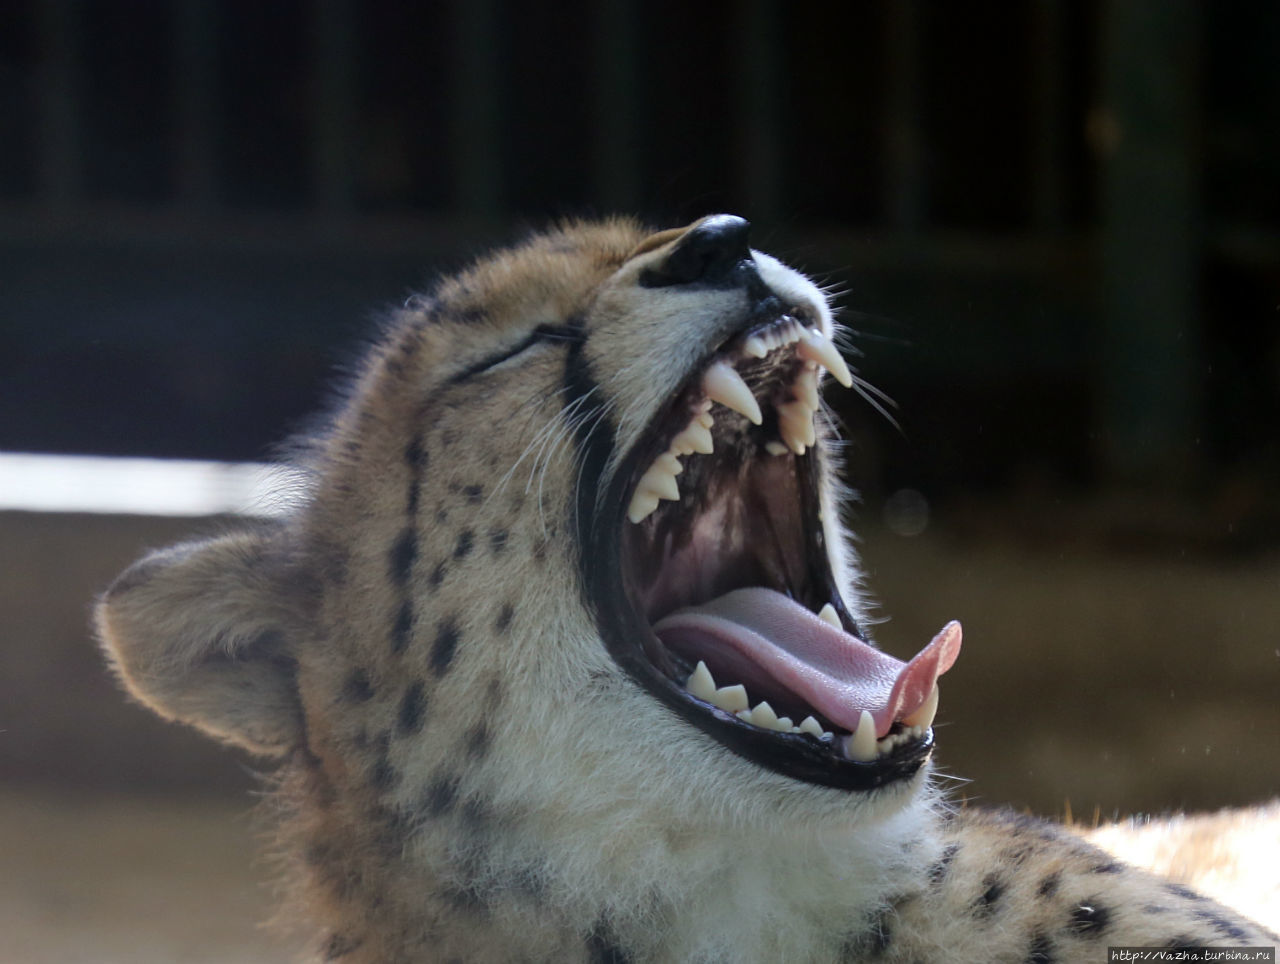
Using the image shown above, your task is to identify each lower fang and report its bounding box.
[901,683,939,731]
[844,710,877,763]
[816,603,840,628]
[764,440,788,456]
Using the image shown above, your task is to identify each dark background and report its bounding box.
[2,0,1277,516]
[1,0,1278,809]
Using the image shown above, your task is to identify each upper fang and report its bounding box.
[703,360,763,425]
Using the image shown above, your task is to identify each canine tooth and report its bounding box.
[844,710,877,763]
[799,716,824,738]
[639,464,680,502]
[764,440,789,456]
[798,329,854,388]
[816,603,841,629]
[686,661,717,701]
[901,683,940,731]
[656,452,683,475]
[626,490,660,524]
[744,336,768,359]
[796,369,820,411]
[712,684,749,713]
[703,360,763,425]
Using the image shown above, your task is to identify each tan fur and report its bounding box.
[97,217,1277,962]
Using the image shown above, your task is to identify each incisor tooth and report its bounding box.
[744,336,768,359]
[626,490,659,524]
[764,440,789,456]
[816,603,841,629]
[696,410,714,429]
[844,710,878,763]
[703,360,763,425]
[686,661,716,701]
[798,329,854,388]
[901,683,939,731]
[639,465,680,502]
[711,684,749,713]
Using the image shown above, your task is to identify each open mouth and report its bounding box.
[592,307,962,791]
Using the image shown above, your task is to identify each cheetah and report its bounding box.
[97,215,1277,962]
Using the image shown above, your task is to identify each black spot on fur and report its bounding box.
[495,603,514,632]
[974,875,1005,917]
[422,775,459,818]
[1025,933,1054,964]
[405,433,429,471]
[397,681,426,735]
[442,884,489,915]
[370,747,399,791]
[435,507,449,523]
[462,484,483,503]
[1192,909,1252,942]
[389,527,417,585]
[863,906,893,955]
[1037,871,1061,898]
[1068,901,1111,936]
[1165,882,1208,902]
[586,921,633,964]
[1090,860,1123,874]
[341,669,375,703]
[927,843,960,884]
[453,529,474,559]
[465,723,490,760]
[533,538,549,562]
[429,561,447,590]
[390,599,414,655]
[323,932,364,960]
[489,528,509,553]
[431,619,460,675]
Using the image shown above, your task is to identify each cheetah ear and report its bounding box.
[96,524,305,757]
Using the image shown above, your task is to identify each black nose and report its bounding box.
[640,214,752,288]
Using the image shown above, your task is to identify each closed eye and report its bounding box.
[449,324,584,383]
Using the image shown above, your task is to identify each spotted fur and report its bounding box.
[97,217,1277,962]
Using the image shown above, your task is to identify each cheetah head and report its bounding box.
[96,215,961,846]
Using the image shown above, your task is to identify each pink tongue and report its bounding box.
[653,588,961,738]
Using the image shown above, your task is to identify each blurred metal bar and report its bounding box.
[737,0,781,221]
[34,0,81,207]
[1030,0,1066,231]
[312,0,356,215]
[1098,0,1201,482]
[591,0,640,211]
[173,0,218,208]
[884,0,925,233]
[452,0,501,220]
